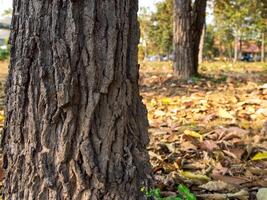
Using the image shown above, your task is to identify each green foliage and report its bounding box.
[213,0,267,60]
[0,49,9,61]
[177,185,196,200]
[214,0,253,33]
[203,25,220,59]
[250,0,267,32]
[139,0,173,56]
[145,188,162,199]
[148,0,173,55]
[139,7,153,57]
[143,185,196,200]
[0,39,10,61]
[214,0,267,56]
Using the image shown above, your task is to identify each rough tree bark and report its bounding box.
[2,1,152,199]
[173,0,207,79]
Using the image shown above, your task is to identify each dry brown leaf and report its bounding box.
[180,141,198,151]
[200,180,236,192]
[211,174,250,185]
[198,189,249,200]
[199,140,219,152]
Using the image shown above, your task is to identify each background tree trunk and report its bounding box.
[234,35,239,62]
[173,0,207,79]
[2,1,151,200]
[239,37,243,60]
[198,24,206,64]
[261,32,265,62]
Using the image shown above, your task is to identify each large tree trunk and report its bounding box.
[2,1,152,200]
[261,32,265,62]
[173,0,207,79]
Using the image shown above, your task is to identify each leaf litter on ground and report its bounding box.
[140,61,267,200]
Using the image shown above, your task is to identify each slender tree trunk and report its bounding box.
[234,35,239,62]
[173,0,207,79]
[219,43,224,58]
[198,24,206,64]
[2,1,152,200]
[239,37,243,60]
[261,32,265,62]
[229,43,233,60]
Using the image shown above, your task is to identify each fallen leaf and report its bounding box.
[218,108,234,119]
[149,151,163,161]
[184,130,203,141]
[212,162,229,176]
[198,189,249,200]
[154,110,166,118]
[0,114,4,123]
[180,171,210,181]
[252,152,267,161]
[211,174,250,185]
[256,188,267,200]
[199,140,219,152]
[161,97,172,105]
[181,141,198,151]
[200,180,236,192]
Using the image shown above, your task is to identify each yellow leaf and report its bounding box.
[218,108,234,119]
[239,120,250,129]
[0,114,4,123]
[161,98,172,105]
[184,130,203,141]
[180,171,210,181]
[252,152,267,161]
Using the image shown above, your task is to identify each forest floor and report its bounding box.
[0,61,266,199]
[140,61,267,199]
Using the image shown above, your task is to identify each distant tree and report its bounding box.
[214,0,259,62]
[139,7,153,60]
[213,13,235,59]
[203,25,220,59]
[251,0,267,62]
[148,0,173,55]
[173,0,207,79]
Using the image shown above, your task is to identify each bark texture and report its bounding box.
[173,0,207,79]
[2,1,152,199]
